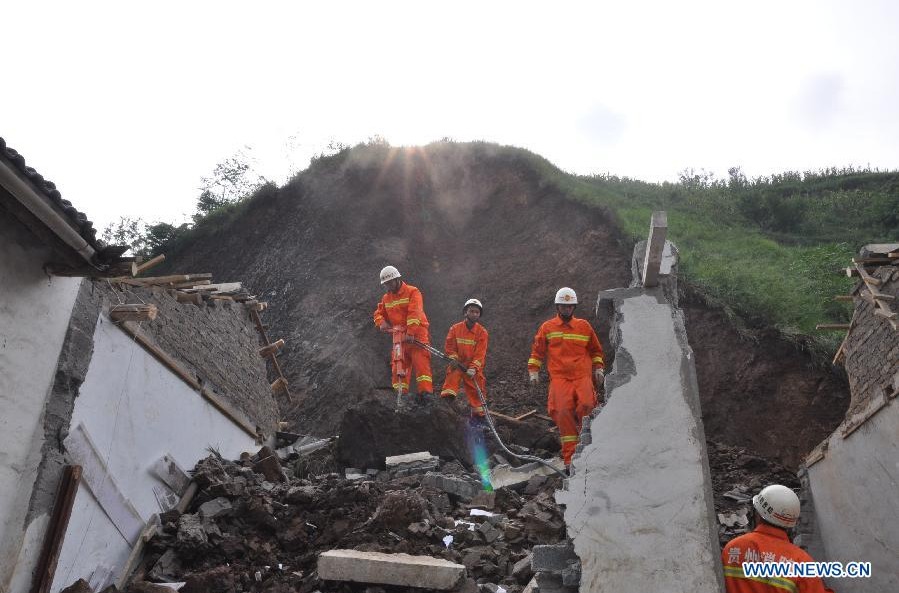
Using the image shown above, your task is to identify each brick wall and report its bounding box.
[94,282,279,432]
[843,264,899,416]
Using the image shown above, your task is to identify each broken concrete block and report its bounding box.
[531,544,578,573]
[252,446,286,482]
[490,458,563,491]
[422,472,480,500]
[468,491,496,509]
[512,554,533,584]
[561,560,581,586]
[386,451,436,467]
[534,571,578,593]
[478,521,501,544]
[318,549,465,590]
[198,497,232,520]
[148,548,183,582]
[176,514,209,549]
[521,576,538,593]
[59,580,92,593]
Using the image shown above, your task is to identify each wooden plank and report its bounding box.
[833,295,855,302]
[250,308,292,401]
[854,263,882,287]
[642,211,667,288]
[64,423,144,546]
[874,308,898,321]
[259,339,285,357]
[134,254,166,276]
[815,324,851,330]
[174,291,203,305]
[116,321,260,438]
[115,521,157,589]
[513,409,538,421]
[110,303,158,322]
[488,410,522,423]
[151,454,190,495]
[30,465,82,593]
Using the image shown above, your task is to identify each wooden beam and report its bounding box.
[174,291,203,305]
[250,308,292,401]
[488,410,522,423]
[271,377,288,394]
[30,465,82,593]
[110,304,158,322]
[874,308,898,321]
[118,273,213,287]
[513,409,538,421]
[259,339,285,357]
[833,295,855,302]
[134,254,166,276]
[816,324,851,330]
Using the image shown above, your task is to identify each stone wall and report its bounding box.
[843,264,899,416]
[93,282,279,432]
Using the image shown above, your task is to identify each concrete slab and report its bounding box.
[489,458,563,491]
[385,451,435,467]
[556,286,722,592]
[318,549,465,590]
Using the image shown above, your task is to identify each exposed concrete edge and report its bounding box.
[26,278,102,523]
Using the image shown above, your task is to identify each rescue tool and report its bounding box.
[410,338,567,479]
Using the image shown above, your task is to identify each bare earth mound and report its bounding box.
[165,142,847,469]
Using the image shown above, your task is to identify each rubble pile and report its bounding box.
[706,440,800,545]
[120,439,567,593]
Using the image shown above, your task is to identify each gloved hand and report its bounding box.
[528,371,539,385]
[379,321,391,331]
[466,367,477,378]
[594,368,605,383]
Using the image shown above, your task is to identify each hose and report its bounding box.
[411,339,567,480]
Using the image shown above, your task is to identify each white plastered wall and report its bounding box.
[0,216,81,592]
[41,313,259,592]
[805,401,899,593]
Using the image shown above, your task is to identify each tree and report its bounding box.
[196,149,268,217]
[101,216,148,255]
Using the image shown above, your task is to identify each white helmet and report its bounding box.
[463,298,483,313]
[753,485,800,529]
[379,265,401,284]
[554,287,578,305]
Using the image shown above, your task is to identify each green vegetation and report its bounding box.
[509,149,896,354]
[109,140,896,358]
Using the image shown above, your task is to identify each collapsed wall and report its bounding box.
[800,247,899,593]
[9,280,280,592]
[555,222,723,592]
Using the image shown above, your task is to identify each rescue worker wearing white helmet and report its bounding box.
[527,287,605,469]
[373,266,434,403]
[722,484,831,593]
[440,298,489,421]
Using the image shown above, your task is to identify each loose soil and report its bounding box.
[156,144,850,580]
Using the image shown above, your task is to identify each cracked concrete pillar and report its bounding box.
[555,236,723,592]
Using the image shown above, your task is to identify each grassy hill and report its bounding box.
[157,140,898,359]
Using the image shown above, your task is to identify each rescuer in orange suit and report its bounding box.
[440,298,489,419]
[722,484,832,593]
[373,265,433,403]
[527,287,605,469]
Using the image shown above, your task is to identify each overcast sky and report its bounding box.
[3,0,898,231]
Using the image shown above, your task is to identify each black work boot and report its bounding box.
[417,391,434,408]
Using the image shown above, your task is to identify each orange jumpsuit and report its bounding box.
[373,282,433,393]
[440,321,489,416]
[722,523,830,593]
[528,315,604,465]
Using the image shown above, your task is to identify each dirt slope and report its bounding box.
[165,142,847,468]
